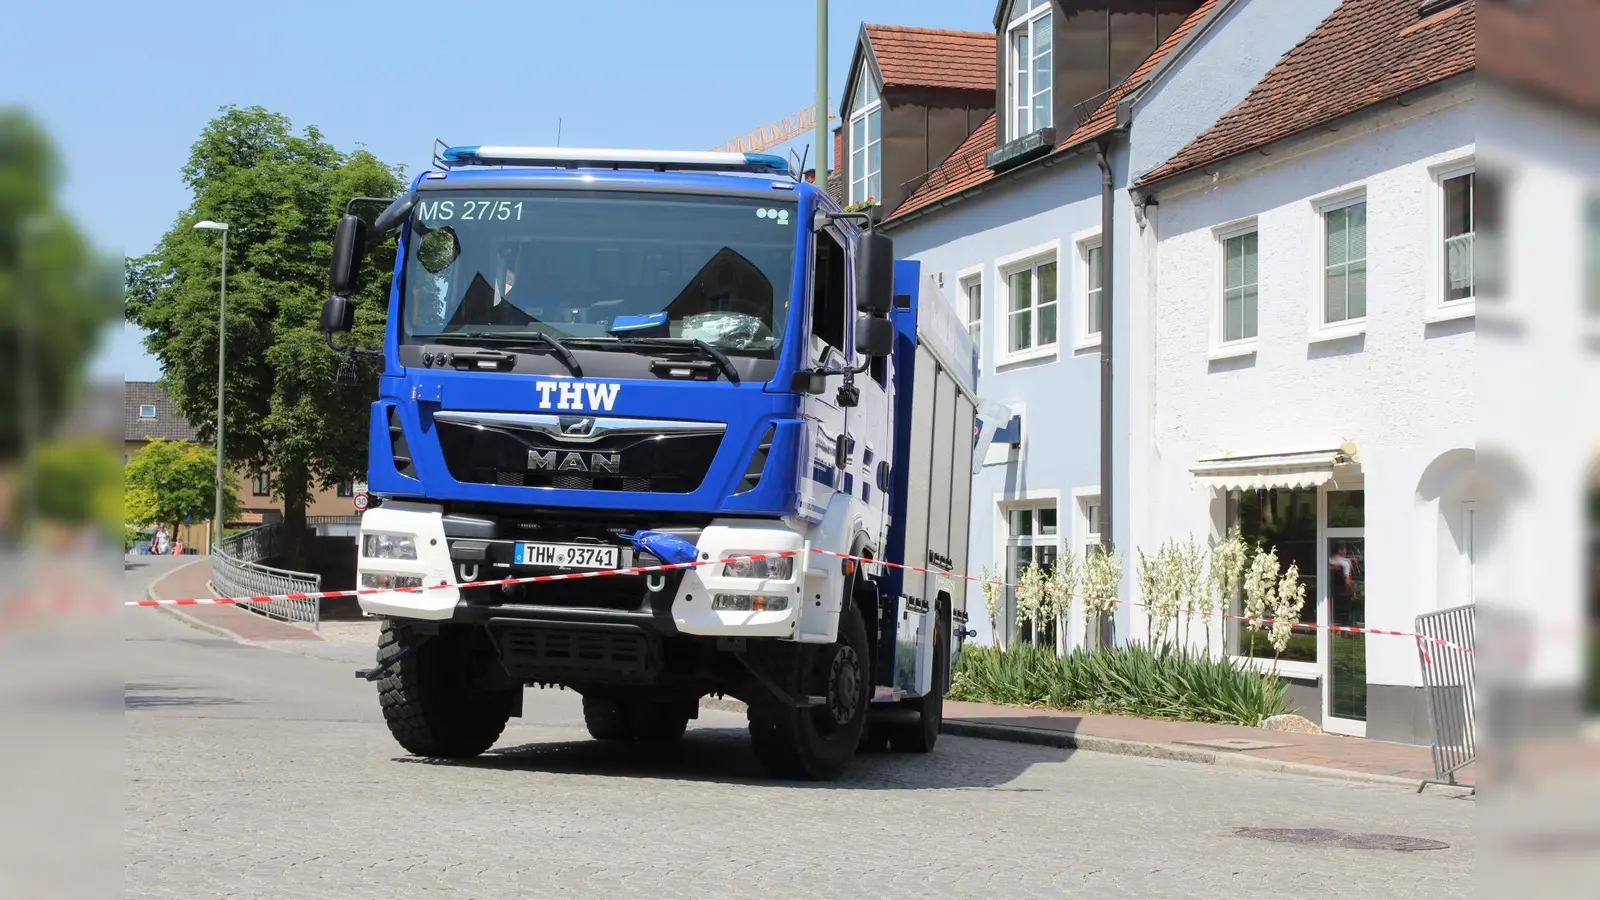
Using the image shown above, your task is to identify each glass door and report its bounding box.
[1324,489,1367,730]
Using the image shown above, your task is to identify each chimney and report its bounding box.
[833,125,844,179]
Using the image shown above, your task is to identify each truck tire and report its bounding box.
[583,696,633,741]
[747,605,871,780]
[376,621,516,759]
[888,601,947,753]
[628,701,690,743]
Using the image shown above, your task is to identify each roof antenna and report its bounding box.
[556,117,563,147]
[790,144,810,184]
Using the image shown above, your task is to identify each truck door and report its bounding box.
[843,236,892,549]
[799,227,851,521]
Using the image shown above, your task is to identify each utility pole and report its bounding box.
[815,0,829,191]
[194,220,230,552]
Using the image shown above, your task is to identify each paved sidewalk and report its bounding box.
[145,559,322,642]
[941,699,1470,789]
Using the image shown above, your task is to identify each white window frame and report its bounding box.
[1426,157,1476,323]
[1309,187,1369,343]
[956,263,985,372]
[138,404,157,419]
[1212,218,1260,360]
[848,76,882,207]
[1072,486,1102,564]
[995,489,1061,649]
[1006,0,1054,141]
[1072,226,1103,351]
[994,240,1061,365]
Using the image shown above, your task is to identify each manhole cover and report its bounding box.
[1177,737,1290,751]
[1235,828,1449,852]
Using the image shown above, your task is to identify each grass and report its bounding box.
[948,642,1294,727]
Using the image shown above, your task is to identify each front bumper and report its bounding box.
[355,502,810,639]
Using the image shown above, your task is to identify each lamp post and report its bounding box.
[193,220,229,553]
[815,0,829,191]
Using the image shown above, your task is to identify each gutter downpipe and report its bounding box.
[1096,136,1115,649]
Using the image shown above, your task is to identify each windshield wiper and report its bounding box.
[429,331,582,378]
[567,336,740,384]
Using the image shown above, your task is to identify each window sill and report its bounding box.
[1072,334,1103,353]
[1307,321,1366,345]
[1425,299,1475,325]
[997,345,1060,368]
[1230,655,1320,682]
[1208,341,1258,362]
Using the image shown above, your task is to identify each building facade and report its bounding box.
[846,0,1338,650]
[1130,0,1477,740]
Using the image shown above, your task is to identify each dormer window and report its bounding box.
[1006,0,1053,140]
[848,76,882,206]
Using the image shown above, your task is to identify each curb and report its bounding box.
[941,719,1469,793]
[700,695,1463,793]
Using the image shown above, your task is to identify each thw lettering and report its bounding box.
[534,381,622,412]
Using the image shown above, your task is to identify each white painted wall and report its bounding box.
[1142,85,1477,691]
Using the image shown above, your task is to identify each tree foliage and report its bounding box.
[124,438,238,535]
[125,106,403,562]
[11,437,123,537]
[0,109,123,461]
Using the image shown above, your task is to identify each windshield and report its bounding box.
[400,190,797,357]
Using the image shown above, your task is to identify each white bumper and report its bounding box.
[356,501,459,620]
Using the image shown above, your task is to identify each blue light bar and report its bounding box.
[438,145,791,175]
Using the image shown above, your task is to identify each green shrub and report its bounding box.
[1586,635,1599,716]
[948,642,1292,726]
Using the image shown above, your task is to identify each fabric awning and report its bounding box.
[1191,442,1358,492]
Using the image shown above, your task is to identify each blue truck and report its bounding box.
[320,145,982,779]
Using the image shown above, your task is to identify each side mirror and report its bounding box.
[372,191,418,234]
[789,368,828,395]
[320,295,355,335]
[855,315,894,358]
[329,214,367,296]
[855,231,895,315]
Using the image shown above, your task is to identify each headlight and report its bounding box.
[722,553,795,580]
[713,593,789,612]
[362,533,418,560]
[362,572,424,590]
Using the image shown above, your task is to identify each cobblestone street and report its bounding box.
[125,560,1475,900]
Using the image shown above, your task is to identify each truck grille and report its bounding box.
[435,419,721,493]
[491,625,658,681]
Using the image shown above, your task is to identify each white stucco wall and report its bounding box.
[1141,86,1477,693]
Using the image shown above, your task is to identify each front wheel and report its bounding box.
[376,622,518,759]
[747,605,872,780]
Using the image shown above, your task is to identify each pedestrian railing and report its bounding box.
[212,524,321,629]
[1415,603,1476,791]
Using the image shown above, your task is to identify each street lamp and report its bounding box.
[193,220,229,553]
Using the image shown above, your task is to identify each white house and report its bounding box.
[846,0,1340,650]
[1129,0,1477,741]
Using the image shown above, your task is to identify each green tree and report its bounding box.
[14,437,124,539]
[125,106,402,566]
[0,109,123,463]
[124,438,239,540]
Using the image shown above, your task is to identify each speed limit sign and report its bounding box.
[354,492,369,512]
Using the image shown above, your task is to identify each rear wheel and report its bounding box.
[376,622,518,759]
[747,604,872,780]
[582,696,634,741]
[583,696,692,743]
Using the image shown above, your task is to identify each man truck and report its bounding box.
[321,145,980,780]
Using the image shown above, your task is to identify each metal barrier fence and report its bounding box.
[212,524,322,629]
[1415,603,1476,791]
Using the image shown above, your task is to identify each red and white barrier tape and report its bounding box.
[120,547,1478,654]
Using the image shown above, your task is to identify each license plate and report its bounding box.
[513,542,620,570]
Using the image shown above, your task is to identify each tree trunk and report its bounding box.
[280,475,309,571]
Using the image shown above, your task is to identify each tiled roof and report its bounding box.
[864,25,995,91]
[125,381,201,443]
[1479,0,1600,117]
[891,0,1222,220]
[1138,0,1476,187]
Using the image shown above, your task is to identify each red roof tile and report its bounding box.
[1138,0,1476,187]
[864,24,996,92]
[890,0,1222,221]
[1479,0,1600,118]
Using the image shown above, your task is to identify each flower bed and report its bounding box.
[948,643,1293,727]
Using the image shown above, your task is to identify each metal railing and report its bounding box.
[212,524,322,629]
[1415,603,1476,791]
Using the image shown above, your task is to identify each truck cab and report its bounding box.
[324,146,978,780]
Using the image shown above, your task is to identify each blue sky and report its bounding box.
[0,0,993,382]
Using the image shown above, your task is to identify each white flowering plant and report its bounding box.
[1270,562,1308,669]
[1014,561,1050,646]
[1208,528,1249,657]
[979,565,1003,647]
[1048,549,1078,651]
[1081,544,1123,649]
